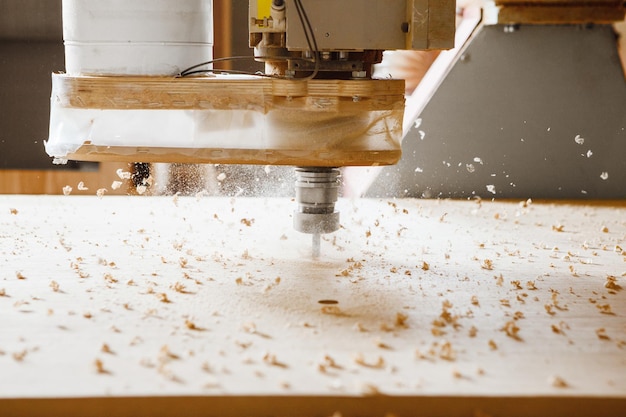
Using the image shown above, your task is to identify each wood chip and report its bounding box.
[549,375,568,388]
[596,328,610,340]
[500,321,521,341]
[101,343,114,354]
[604,276,621,291]
[354,353,385,368]
[94,358,108,374]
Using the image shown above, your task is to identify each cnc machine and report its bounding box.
[47,0,455,255]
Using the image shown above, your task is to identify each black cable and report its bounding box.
[293,0,320,80]
[178,55,313,78]
[180,69,276,78]
[179,0,321,80]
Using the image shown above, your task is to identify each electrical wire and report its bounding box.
[179,69,276,78]
[178,56,312,78]
[293,0,320,80]
[179,0,321,80]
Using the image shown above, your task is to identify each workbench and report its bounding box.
[1,195,625,416]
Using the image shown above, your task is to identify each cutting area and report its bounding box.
[1,196,625,416]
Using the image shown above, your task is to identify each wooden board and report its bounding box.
[495,0,625,23]
[52,74,406,112]
[47,74,405,167]
[1,196,625,416]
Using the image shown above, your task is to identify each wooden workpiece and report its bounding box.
[48,74,405,166]
[52,74,406,112]
[495,0,625,23]
[1,195,625,416]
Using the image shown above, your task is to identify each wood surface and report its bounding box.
[495,0,625,23]
[65,146,402,167]
[1,196,625,416]
[410,0,457,50]
[52,74,406,112]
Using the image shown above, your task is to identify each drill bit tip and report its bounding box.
[312,233,321,258]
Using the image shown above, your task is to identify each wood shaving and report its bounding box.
[431,327,446,337]
[96,188,107,198]
[596,303,614,315]
[9,208,18,215]
[49,280,60,292]
[101,343,114,354]
[375,339,392,349]
[185,319,203,331]
[500,321,521,341]
[359,382,382,396]
[240,218,254,227]
[395,312,409,327]
[439,341,456,361]
[480,259,494,270]
[595,328,610,340]
[16,272,26,280]
[321,305,347,316]
[551,324,564,335]
[488,340,498,350]
[494,274,503,286]
[549,375,568,388]
[468,326,478,337]
[604,276,621,291]
[510,280,522,290]
[471,295,480,306]
[157,292,171,303]
[62,185,72,195]
[262,352,287,368]
[552,224,564,232]
[116,169,131,180]
[77,181,88,191]
[104,273,118,284]
[158,345,180,362]
[94,358,108,374]
[171,282,187,293]
[321,354,340,369]
[12,350,27,362]
[354,353,385,368]
[550,290,567,311]
[526,281,537,290]
[0,288,6,297]
[421,261,430,271]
